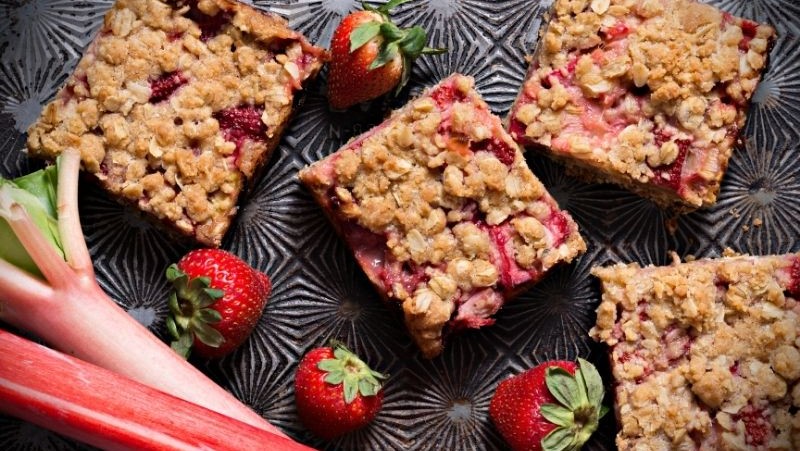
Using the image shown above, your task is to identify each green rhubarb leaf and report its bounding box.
[541,426,578,451]
[350,21,382,52]
[13,164,59,218]
[599,404,610,419]
[546,367,581,411]
[0,164,64,277]
[540,403,574,428]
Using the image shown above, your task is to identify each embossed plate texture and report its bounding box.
[1,0,799,449]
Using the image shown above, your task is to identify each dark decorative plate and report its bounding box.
[1,0,799,449]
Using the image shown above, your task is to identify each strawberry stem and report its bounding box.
[318,343,386,403]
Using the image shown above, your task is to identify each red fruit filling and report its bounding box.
[471,137,516,166]
[452,289,503,330]
[734,405,771,447]
[149,71,188,103]
[179,0,231,42]
[430,85,467,109]
[485,224,514,289]
[602,22,630,40]
[617,348,653,383]
[650,132,691,192]
[786,258,800,296]
[662,325,692,364]
[508,119,528,143]
[637,300,649,321]
[544,57,578,88]
[167,31,184,42]
[739,20,758,51]
[545,210,570,247]
[213,106,267,149]
[62,74,90,104]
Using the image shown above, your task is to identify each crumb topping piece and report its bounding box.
[300,74,586,357]
[510,0,775,209]
[27,0,326,246]
[591,254,800,450]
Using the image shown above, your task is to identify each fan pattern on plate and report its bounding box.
[1,0,799,450]
[0,0,111,67]
[707,0,800,35]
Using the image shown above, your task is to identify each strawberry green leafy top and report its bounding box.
[540,358,609,451]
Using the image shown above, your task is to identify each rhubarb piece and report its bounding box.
[299,74,586,357]
[508,0,776,210]
[0,329,311,451]
[0,148,284,436]
[26,0,328,246]
[591,252,800,449]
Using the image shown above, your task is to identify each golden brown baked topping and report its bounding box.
[27,0,327,246]
[509,0,776,210]
[300,74,586,357]
[592,253,800,450]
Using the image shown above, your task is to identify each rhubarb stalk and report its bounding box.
[0,148,285,437]
[0,329,311,451]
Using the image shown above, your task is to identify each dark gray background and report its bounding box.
[1,0,798,449]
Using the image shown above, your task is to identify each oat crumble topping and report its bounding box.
[591,253,800,450]
[509,0,776,210]
[300,74,586,357]
[27,0,327,246]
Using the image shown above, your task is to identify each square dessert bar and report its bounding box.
[299,74,586,357]
[591,253,800,450]
[27,0,327,246]
[508,0,776,210]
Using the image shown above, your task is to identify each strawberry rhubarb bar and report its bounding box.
[591,253,800,450]
[508,0,776,210]
[299,74,586,357]
[27,0,327,246]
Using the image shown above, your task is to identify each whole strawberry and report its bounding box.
[165,249,271,359]
[295,343,386,439]
[490,359,608,451]
[327,0,446,109]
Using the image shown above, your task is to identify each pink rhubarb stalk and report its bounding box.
[0,329,311,451]
[0,148,284,438]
